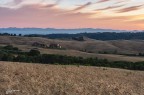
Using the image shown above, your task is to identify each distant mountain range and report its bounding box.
[0,28,142,35]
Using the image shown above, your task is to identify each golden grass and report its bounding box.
[0,61,144,95]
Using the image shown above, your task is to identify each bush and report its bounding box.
[1,54,14,61]
[3,45,14,50]
[28,49,40,56]
[0,45,144,71]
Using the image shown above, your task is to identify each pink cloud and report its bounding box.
[72,2,92,11]
[116,4,144,13]
[0,3,144,30]
[97,0,110,3]
[95,5,124,11]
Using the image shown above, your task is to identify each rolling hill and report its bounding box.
[1,36,144,62]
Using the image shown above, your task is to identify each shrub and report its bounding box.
[28,49,40,56]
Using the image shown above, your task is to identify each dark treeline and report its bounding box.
[0,45,144,71]
[2,32,144,40]
[0,33,22,36]
[138,53,144,56]
[25,32,144,40]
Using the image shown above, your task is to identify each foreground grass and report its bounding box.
[0,61,144,95]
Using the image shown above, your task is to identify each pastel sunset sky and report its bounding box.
[0,0,144,30]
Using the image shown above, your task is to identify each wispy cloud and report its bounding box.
[95,5,124,11]
[14,0,23,4]
[116,4,144,13]
[97,0,110,3]
[71,2,92,12]
[0,0,62,9]
[39,1,61,9]
[0,0,144,30]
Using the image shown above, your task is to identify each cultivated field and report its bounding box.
[0,61,144,95]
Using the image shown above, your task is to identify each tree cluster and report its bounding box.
[0,33,22,36]
[0,45,144,71]
[25,32,144,40]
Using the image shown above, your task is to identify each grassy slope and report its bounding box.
[0,61,144,95]
[1,36,144,62]
[1,36,144,53]
[2,44,144,62]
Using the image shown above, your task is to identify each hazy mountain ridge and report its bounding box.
[0,28,136,35]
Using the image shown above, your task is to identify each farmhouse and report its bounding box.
[49,43,62,49]
[32,42,62,49]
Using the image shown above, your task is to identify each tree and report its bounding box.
[3,45,14,50]
[28,49,40,56]
[15,55,27,62]
[19,34,22,36]
[2,54,14,61]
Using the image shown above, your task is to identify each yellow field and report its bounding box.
[0,61,144,95]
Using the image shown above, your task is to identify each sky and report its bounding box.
[0,0,144,30]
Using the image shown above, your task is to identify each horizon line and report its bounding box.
[0,27,143,31]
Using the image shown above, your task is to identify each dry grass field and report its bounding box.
[1,36,144,54]
[0,61,144,95]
